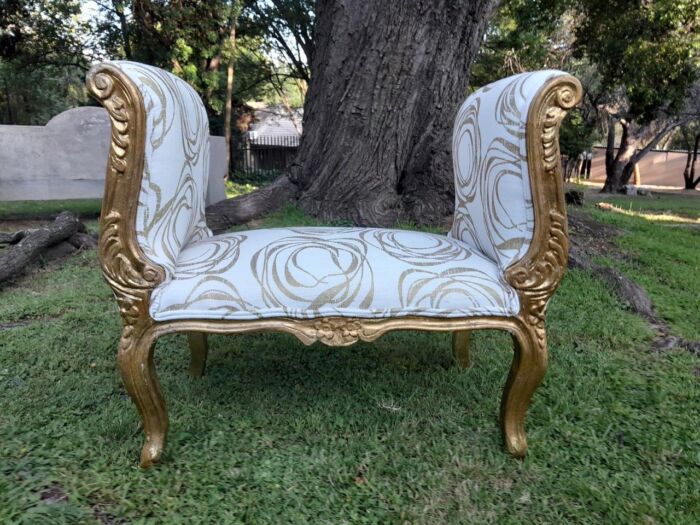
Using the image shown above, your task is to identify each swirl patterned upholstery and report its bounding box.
[115,61,212,277]
[150,227,519,320]
[450,70,568,269]
[111,62,566,321]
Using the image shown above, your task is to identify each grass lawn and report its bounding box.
[1,200,699,524]
[593,191,700,220]
[0,199,102,221]
[586,191,700,340]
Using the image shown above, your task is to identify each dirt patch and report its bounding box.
[0,315,61,331]
[92,503,126,525]
[39,483,69,504]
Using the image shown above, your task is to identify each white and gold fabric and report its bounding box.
[150,227,520,321]
[87,60,581,468]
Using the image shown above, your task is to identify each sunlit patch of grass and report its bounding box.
[585,194,700,340]
[225,180,259,199]
[591,192,700,221]
[595,201,700,224]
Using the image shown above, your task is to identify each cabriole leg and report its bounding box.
[500,322,548,458]
[452,330,472,368]
[187,332,209,378]
[117,325,168,468]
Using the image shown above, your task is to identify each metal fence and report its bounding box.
[231,135,300,184]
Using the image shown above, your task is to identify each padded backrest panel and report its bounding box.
[115,61,211,277]
[449,70,566,269]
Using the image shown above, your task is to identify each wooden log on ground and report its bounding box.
[0,211,83,283]
[205,175,298,233]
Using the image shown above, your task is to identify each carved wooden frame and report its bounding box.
[87,63,582,468]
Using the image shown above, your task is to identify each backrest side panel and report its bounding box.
[449,70,566,269]
[114,61,211,277]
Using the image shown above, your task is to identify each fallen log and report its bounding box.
[0,212,85,283]
[205,175,298,233]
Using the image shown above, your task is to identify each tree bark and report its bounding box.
[223,13,237,174]
[113,0,133,59]
[0,212,84,283]
[205,175,298,233]
[683,132,700,190]
[290,0,499,226]
[602,117,693,193]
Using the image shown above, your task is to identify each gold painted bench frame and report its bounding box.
[87,64,581,468]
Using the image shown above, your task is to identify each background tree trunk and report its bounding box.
[602,117,691,193]
[683,132,700,189]
[602,119,636,192]
[290,0,499,226]
[223,21,237,174]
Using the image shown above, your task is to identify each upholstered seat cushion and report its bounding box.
[149,227,520,321]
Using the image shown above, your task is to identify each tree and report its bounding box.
[211,0,499,228]
[239,0,314,82]
[0,0,91,124]
[293,0,499,226]
[470,0,575,87]
[574,0,700,192]
[675,122,700,189]
[223,4,241,173]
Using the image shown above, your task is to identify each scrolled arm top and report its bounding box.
[450,71,582,293]
[87,61,212,284]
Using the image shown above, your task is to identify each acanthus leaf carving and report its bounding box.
[506,77,582,335]
[87,64,165,340]
[310,318,364,346]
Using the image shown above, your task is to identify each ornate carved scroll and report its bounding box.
[86,64,165,343]
[505,75,583,330]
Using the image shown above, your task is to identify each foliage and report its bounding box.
[471,0,599,157]
[559,109,599,157]
[239,0,315,82]
[0,0,91,124]
[573,0,700,124]
[471,0,574,87]
[225,180,259,198]
[0,0,311,129]
[472,0,699,190]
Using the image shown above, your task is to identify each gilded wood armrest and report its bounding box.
[86,64,165,341]
[504,75,582,332]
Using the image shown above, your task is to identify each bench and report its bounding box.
[86,61,581,467]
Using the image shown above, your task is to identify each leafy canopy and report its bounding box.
[574,0,700,123]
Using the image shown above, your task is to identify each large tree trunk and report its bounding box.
[291,0,499,226]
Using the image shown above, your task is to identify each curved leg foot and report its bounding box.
[187,332,209,378]
[500,322,548,458]
[452,330,471,369]
[117,326,168,468]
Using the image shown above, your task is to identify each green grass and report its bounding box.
[586,193,700,340]
[1,205,699,524]
[594,192,700,220]
[0,199,102,220]
[225,181,260,199]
